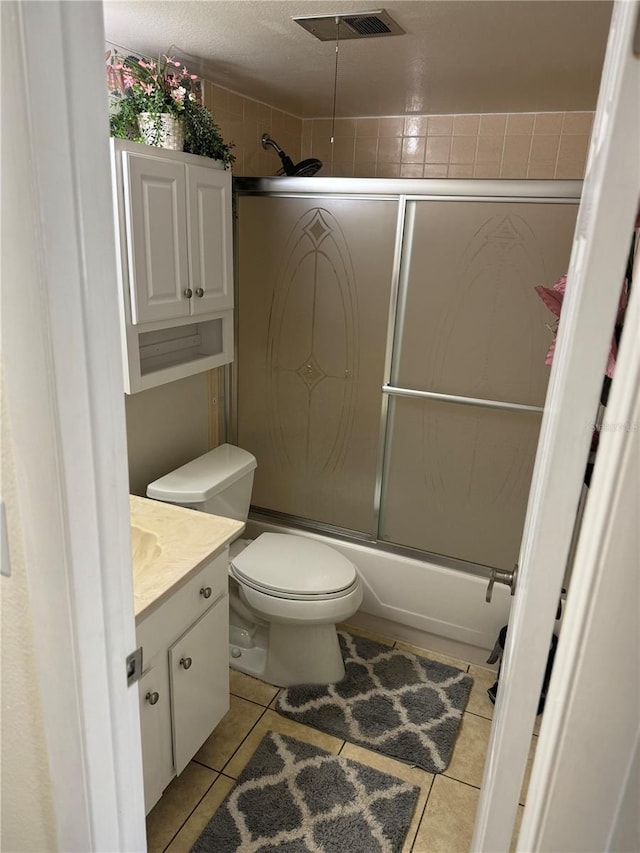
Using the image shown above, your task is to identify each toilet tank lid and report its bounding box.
[146,444,257,504]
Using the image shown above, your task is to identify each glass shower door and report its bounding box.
[236,195,399,535]
[379,199,578,570]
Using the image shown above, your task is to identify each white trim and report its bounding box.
[519,237,639,852]
[472,2,640,849]
[5,3,145,849]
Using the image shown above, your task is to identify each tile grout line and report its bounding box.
[408,774,435,853]
[219,703,272,778]
[193,699,272,777]
[160,771,220,853]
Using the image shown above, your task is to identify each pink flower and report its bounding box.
[535,273,628,378]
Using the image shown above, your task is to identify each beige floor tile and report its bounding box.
[165,774,235,853]
[520,734,538,805]
[339,742,433,852]
[510,804,525,852]
[223,709,343,778]
[337,621,396,647]
[145,761,217,853]
[412,775,479,853]
[444,712,492,788]
[465,665,497,720]
[395,641,470,672]
[229,668,279,706]
[194,694,264,771]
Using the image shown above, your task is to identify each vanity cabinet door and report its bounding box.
[169,594,229,775]
[138,656,174,814]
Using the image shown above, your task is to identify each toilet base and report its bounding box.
[228,621,346,687]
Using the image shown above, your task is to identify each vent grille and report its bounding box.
[293,9,405,41]
[344,15,391,36]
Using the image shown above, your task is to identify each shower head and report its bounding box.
[261,133,322,177]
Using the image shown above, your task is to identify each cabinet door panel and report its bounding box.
[123,154,190,324]
[187,165,233,314]
[169,595,229,775]
[138,659,174,814]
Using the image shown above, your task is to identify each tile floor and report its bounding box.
[145,624,534,852]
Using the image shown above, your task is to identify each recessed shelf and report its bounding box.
[139,320,225,376]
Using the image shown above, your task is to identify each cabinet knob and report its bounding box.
[145,691,159,705]
[200,586,212,599]
[195,287,205,298]
[180,656,193,670]
[183,288,193,298]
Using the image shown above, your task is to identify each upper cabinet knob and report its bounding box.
[195,287,204,298]
[145,691,159,705]
[183,288,193,298]
[200,586,212,599]
[180,656,193,670]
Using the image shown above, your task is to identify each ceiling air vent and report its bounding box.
[293,9,405,41]
[343,15,392,36]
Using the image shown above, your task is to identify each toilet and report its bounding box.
[146,444,363,686]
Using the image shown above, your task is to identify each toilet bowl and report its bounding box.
[146,444,363,686]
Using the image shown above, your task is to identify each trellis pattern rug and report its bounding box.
[191,731,419,853]
[276,631,473,773]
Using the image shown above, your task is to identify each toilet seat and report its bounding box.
[230,533,358,601]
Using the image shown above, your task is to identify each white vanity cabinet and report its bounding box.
[138,653,173,813]
[135,549,230,814]
[169,597,228,774]
[110,139,234,393]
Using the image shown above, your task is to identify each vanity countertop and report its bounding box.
[130,494,244,621]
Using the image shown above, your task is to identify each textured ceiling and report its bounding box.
[103,0,613,118]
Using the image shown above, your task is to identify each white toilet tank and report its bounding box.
[146,444,257,523]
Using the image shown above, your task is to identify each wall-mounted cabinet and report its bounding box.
[110,140,234,393]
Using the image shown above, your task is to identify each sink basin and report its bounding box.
[131,525,161,573]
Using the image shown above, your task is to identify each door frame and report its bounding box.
[4,2,146,849]
[472,2,640,848]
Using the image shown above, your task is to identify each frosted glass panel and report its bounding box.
[395,201,578,406]
[237,196,398,534]
[379,397,542,570]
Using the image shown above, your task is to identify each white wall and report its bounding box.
[1,4,57,847]
[125,373,210,495]
[1,380,57,851]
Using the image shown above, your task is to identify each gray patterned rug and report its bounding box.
[191,731,419,853]
[276,631,473,773]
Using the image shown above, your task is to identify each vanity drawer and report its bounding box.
[137,549,228,663]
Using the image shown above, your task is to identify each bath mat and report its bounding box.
[276,631,473,774]
[190,730,419,853]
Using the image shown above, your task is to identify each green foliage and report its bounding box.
[109,96,143,143]
[183,99,235,165]
[107,51,234,164]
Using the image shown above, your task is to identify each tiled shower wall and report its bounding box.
[301,111,593,179]
[203,81,593,180]
[203,81,303,177]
